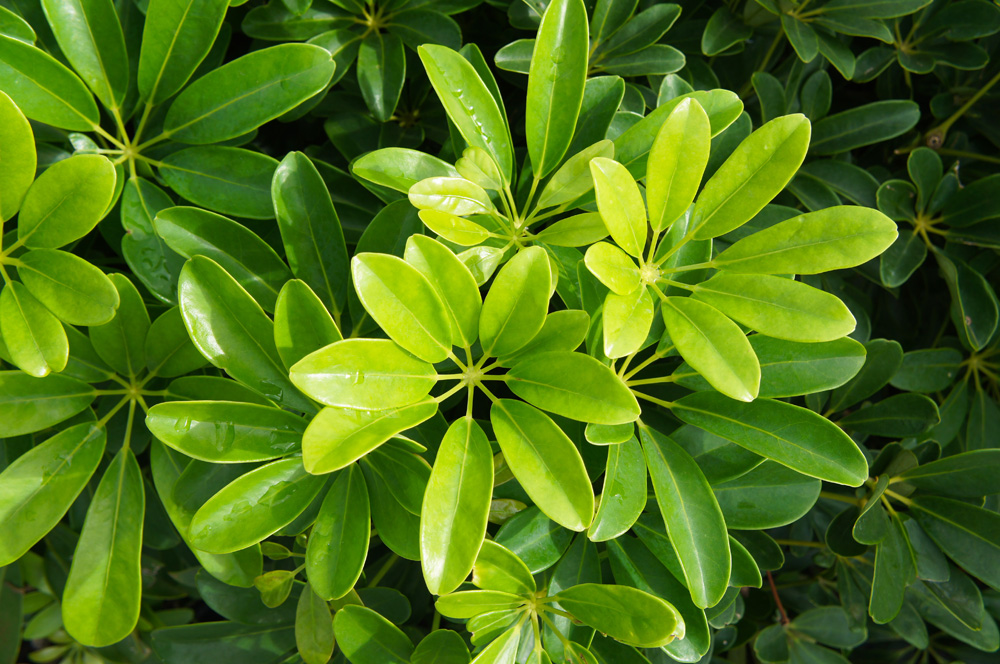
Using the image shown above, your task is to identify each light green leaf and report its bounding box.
[334,605,414,664]
[526,0,588,178]
[139,0,230,105]
[674,391,869,486]
[479,246,551,357]
[508,350,640,424]
[640,425,730,608]
[603,287,654,359]
[0,90,34,221]
[418,210,492,246]
[647,97,710,232]
[0,281,68,377]
[491,399,594,531]
[0,423,104,566]
[421,417,494,595]
[306,464,369,600]
[161,146,278,220]
[472,539,536,596]
[189,458,327,553]
[534,213,609,247]
[409,177,494,216]
[146,401,305,463]
[691,114,811,240]
[352,148,460,194]
[583,242,641,295]
[713,206,898,274]
[302,401,438,474]
[18,250,119,326]
[352,253,453,363]
[62,450,144,647]
[274,279,343,371]
[0,34,99,130]
[553,584,684,648]
[661,296,759,402]
[590,157,647,257]
[405,235,483,348]
[18,154,116,249]
[295,584,335,664]
[692,273,856,343]
[0,371,95,436]
[164,43,335,144]
[291,339,436,410]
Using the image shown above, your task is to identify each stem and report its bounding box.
[132,102,155,146]
[632,392,675,409]
[92,125,126,149]
[767,571,790,625]
[121,400,137,453]
[884,488,914,507]
[624,348,672,380]
[435,382,467,403]
[820,491,864,506]
[925,68,1000,147]
[96,396,131,427]
[934,148,1000,165]
[626,375,679,387]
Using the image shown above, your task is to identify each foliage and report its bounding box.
[1,0,1000,663]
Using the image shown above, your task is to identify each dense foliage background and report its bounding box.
[1,0,1000,663]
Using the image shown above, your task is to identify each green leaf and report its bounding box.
[537,142,615,209]
[62,449,144,647]
[41,0,127,109]
[647,98,710,232]
[274,280,343,371]
[334,605,413,664]
[18,154,115,249]
[0,372,95,436]
[120,177,185,304]
[536,214,610,248]
[412,630,471,664]
[811,101,920,155]
[911,496,1000,592]
[352,253,453,363]
[306,464,369,600]
[828,338,903,412]
[588,436,645,541]
[17,250,119,326]
[472,539,537,596]
[0,423,104,566]
[491,399,594,531]
[295,584,334,664]
[150,622,295,662]
[301,401,438,474]
[146,401,305,463]
[711,461,820,529]
[692,273,856,343]
[583,242,641,295]
[641,425,730,608]
[713,206,898,274]
[89,274,149,378]
[0,90,34,221]
[553,584,684,648]
[189,458,327,554]
[436,589,526,619]
[418,210,492,246]
[179,256,311,411]
[840,393,939,437]
[352,148,460,194]
[164,43,335,144]
[155,207,291,312]
[603,287,654,359]
[420,44,513,183]
[890,348,962,393]
[691,115,811,240]
[479,246,551,357]
[674,392,869,486]
[590,157,647,257]
[898,450,1000,498]
[358,32,405,123]
[0,281,68,377]
[661,296,760,402]
[272,151,350,317]
[0,35,98,131]
[936,250,999,352]
[870,514,916,623]
[138,0,229,105]
[405,235,482,348]
[526,0,588,178]
[508,350,639,424]
[421,417,494,595]
[161,146,278,220]
[291,339,436,410]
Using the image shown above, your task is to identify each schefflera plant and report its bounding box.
[350,0,742,289]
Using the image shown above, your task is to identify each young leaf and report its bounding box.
[661,296,760,403]
[0,90,34,221]
[296,584,335,664]
[479,246,551,357]
[603,287,654,359]
[274,280,343,370]
[421,417,494,595]
[62,450,145,647]
[526,0,588,178]
[590,157,647,257]
[647,98,710,232]
[18,250,120,326]
[472,540,537,596]
[588,436,646,541]
[553,584,684,648]
[0,372,96,436]
[405,235,483,348]
[0,281,68,377]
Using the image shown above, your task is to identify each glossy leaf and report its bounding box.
[590,157,647,257]
[479,246,551,357]
[647,98,710,232]
[553,584,684,648]
[18,154,115,249]
[306,464,369,600]
[0,90,34,221]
